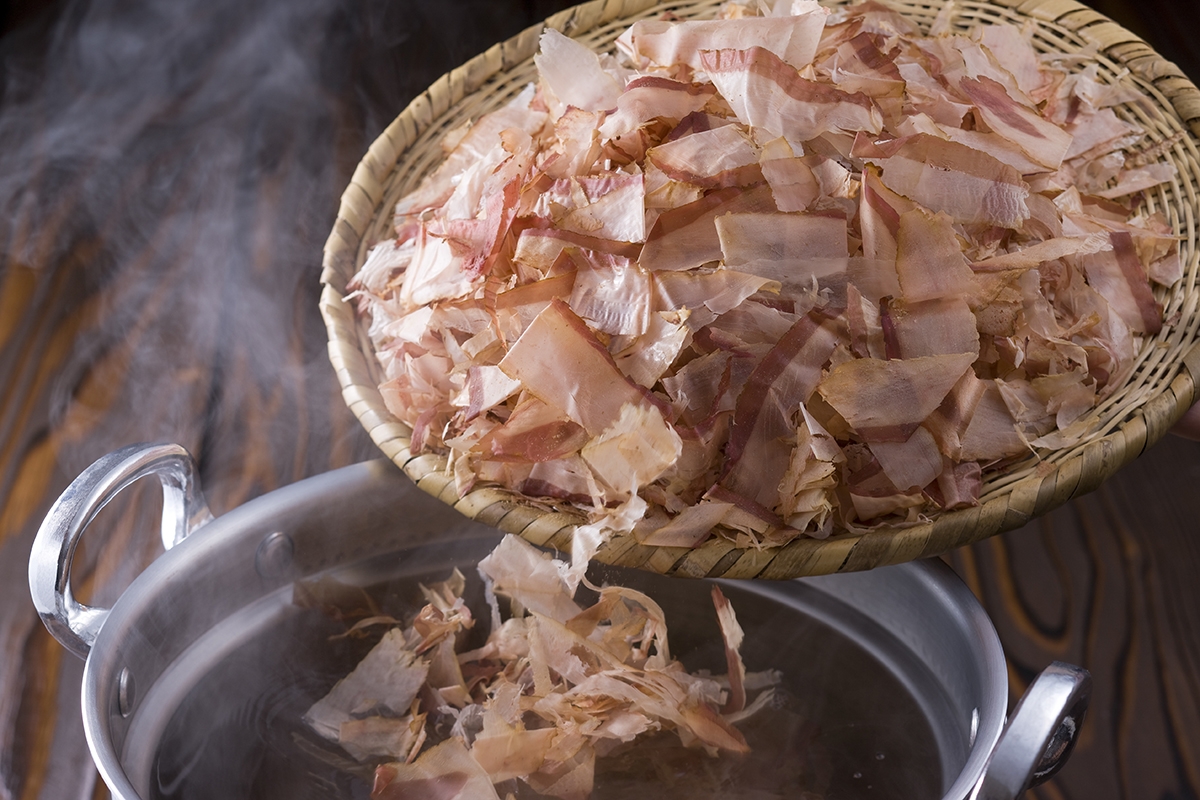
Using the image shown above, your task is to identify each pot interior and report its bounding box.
[84,463,995,800]
[123,540,964,800]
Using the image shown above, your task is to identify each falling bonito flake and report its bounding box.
[305,534,779,799]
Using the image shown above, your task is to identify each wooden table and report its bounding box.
[1,0,1198,798]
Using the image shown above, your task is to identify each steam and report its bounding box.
[1,0,359,499]
[0,0,571,502]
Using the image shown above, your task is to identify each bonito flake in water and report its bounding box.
[349,0,1183,552]
[304,535,782,799]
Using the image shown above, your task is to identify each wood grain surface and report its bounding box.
[0,1,1197,799]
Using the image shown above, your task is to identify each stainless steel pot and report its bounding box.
[30,443,1090,800]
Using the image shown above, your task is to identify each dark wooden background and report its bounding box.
[0,0,1197,798]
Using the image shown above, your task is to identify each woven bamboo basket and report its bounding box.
[321,0,1200,580]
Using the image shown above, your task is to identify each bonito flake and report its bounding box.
[307,535,777,799]
[350,0,1183,547]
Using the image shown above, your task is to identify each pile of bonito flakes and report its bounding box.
[349,0,1182,555]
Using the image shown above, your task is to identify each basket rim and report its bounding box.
[321,0,1200,580]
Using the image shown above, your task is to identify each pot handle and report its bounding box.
[975,661,1092,800]
[28,443,213,660]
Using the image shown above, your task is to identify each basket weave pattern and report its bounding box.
[321,0,1200,579]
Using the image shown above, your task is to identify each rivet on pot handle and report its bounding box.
[976,662,1092,800]
[28,443,214,660]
